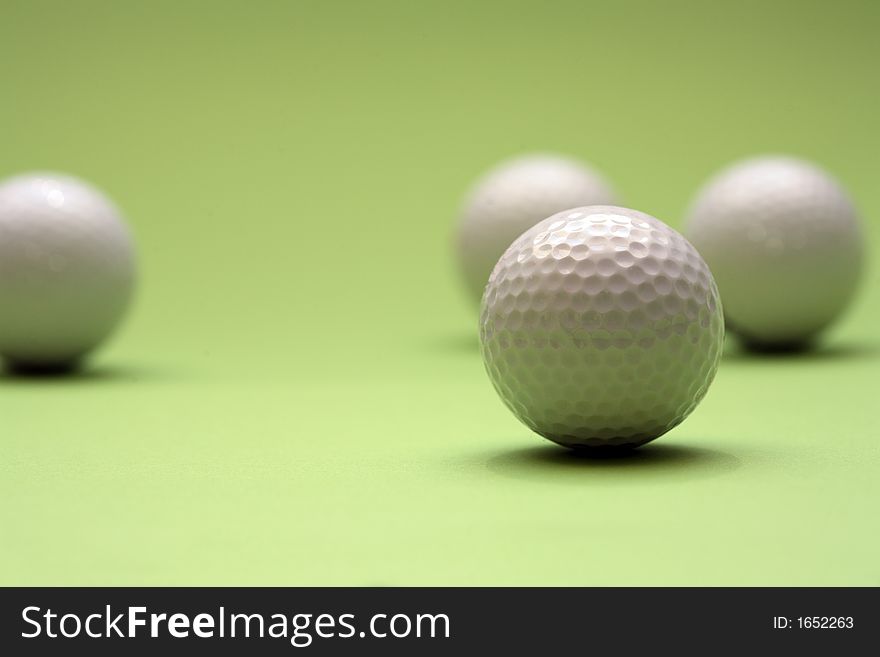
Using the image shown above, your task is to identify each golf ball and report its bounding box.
[456,154,617,302]
[684,156,863,348]
[0,172,136,370]
[480,205,724,449]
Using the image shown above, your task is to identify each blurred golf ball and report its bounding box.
[0,172,136,370]
[480,205,724,449]
[456,154,617,302]
[684,156,863,349]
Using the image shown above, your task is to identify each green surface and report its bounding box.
[1,0,878,585]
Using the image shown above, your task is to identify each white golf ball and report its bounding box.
[0,172,136,369]
[684,156,863,348]
[456,154,617,302]
[480,206,724,449]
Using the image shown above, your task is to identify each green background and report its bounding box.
[1,0,878,585]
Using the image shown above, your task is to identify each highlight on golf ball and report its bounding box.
[684,156,863,350]
[455,153,617,303]
[480,205,724,449]
[0,172,136,371]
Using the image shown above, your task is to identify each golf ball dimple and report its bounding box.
[456,154,617,303]
[684,156,863,348]
[480,206,724,449]
[0,172,136,369]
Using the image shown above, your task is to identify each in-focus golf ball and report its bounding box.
[480,206,724,449]
[684,156,863,348]
[0,172,136,370]
[456,154,617,302]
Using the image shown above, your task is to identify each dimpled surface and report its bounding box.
[480,205,724,448]
[456,154,617,302]
[0,172,136,368]
[684,156,863,347]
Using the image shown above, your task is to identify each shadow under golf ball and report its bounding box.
[484,442,741,483]
[723,340,878,364]
[0,362,164,385]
